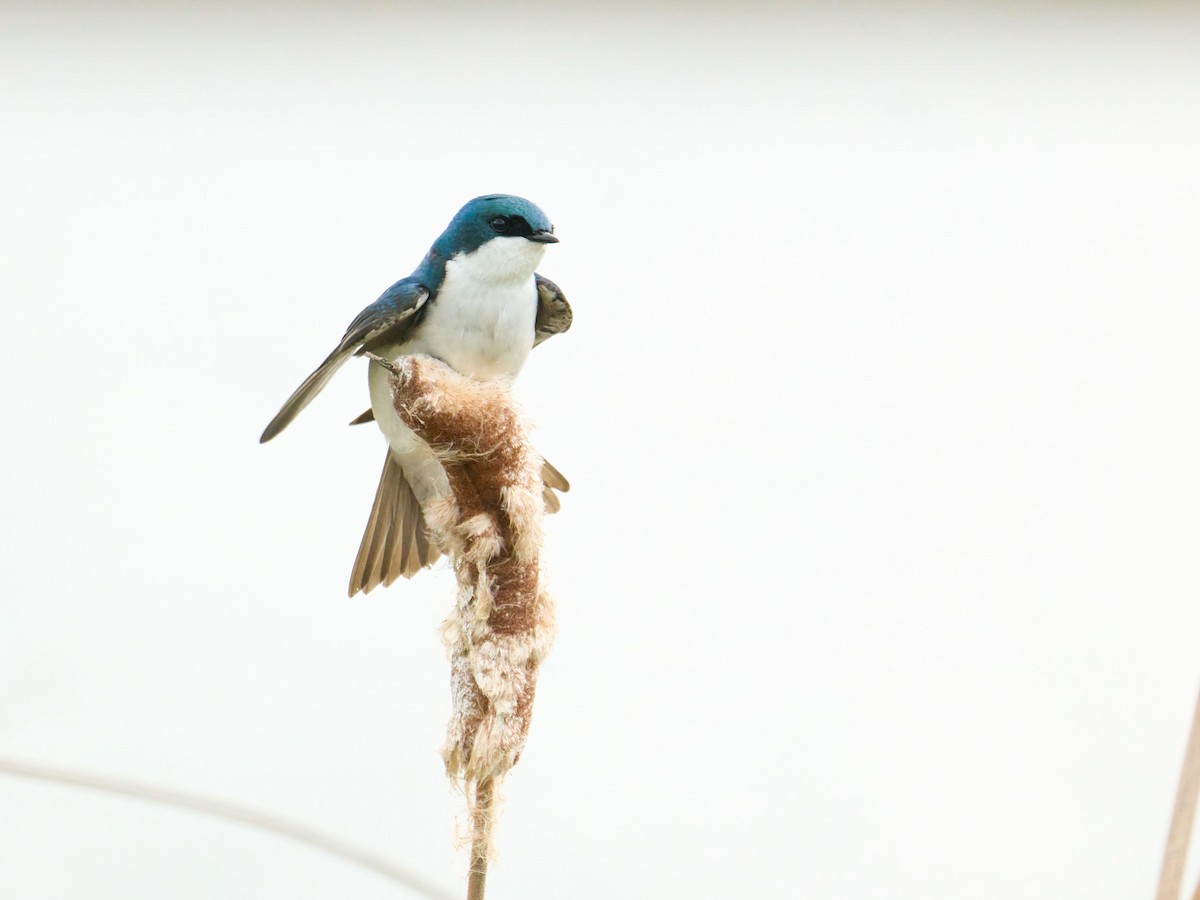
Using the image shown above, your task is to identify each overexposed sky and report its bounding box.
[2,2,1200,898]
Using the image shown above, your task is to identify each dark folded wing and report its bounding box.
[260,279,429,443]
[534,274,572,347]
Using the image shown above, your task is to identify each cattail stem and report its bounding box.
[381,356,555,900]
[467,777,494,900]
[1158,683,1200,900]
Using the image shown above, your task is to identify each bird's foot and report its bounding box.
[363,351,401,375]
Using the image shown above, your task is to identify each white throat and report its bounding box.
[450,236,547,285]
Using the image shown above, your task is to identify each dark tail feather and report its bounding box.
[540,457,569,514]
[540,458,570,493]
[349,453,440,596]
[349,453,567,595]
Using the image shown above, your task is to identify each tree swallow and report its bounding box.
[260,195,571,595]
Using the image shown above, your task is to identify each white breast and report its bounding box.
[404,237,543,380]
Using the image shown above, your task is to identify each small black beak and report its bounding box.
[527,230,559,244]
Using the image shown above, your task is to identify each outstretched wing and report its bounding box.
[259,279,430,443]
[534,273,572,346]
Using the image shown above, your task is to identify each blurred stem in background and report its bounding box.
[1158,684,1200,900]
[0,756,455,900]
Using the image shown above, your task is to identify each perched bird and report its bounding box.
[261,195,572,595]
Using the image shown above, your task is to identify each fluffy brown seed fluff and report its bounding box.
[378,354,556,866]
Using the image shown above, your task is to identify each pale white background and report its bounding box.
[2,2,1199,898]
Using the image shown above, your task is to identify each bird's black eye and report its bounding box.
[489,216,509,233]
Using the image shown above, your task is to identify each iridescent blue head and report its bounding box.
[430,194,558,260]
